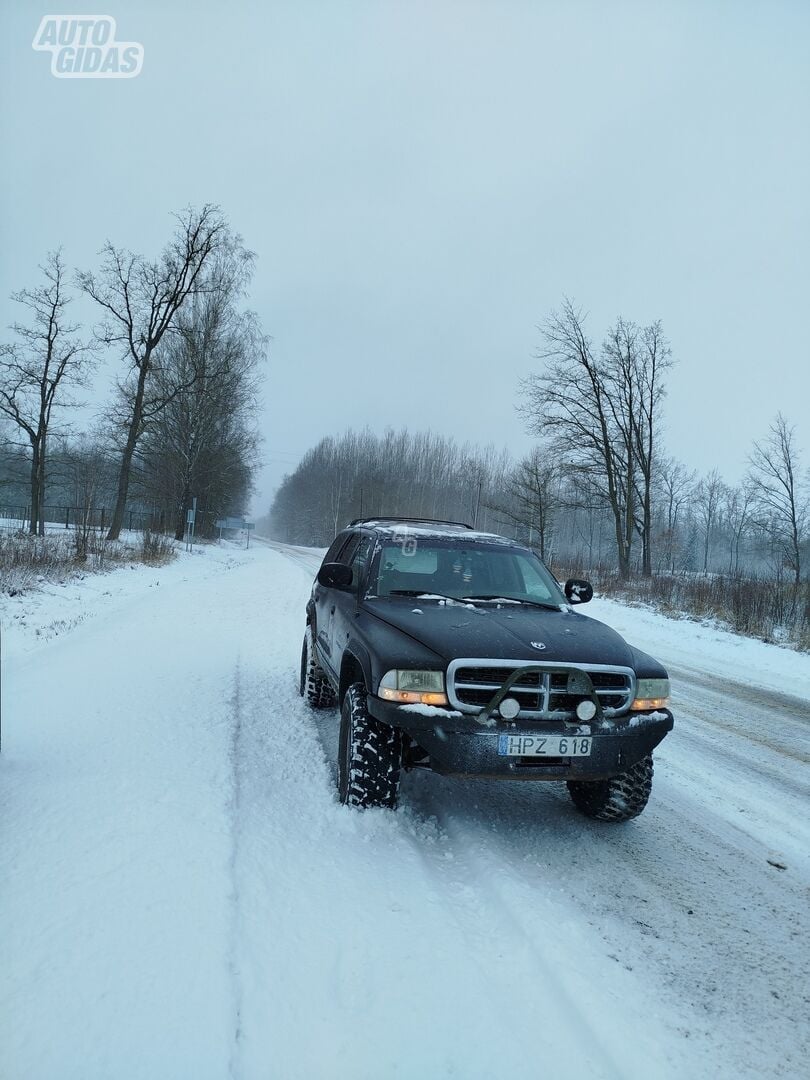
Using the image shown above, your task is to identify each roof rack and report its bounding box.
[348,516,473,530]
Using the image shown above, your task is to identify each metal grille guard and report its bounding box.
[471,664,607,729]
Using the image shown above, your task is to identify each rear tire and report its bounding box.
[567,754,654,822]
[338,682,402,809]
[299,628,336,709]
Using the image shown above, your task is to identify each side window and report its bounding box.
[349,535,374,588]
[337,533,361,566]
[322,532,350,566]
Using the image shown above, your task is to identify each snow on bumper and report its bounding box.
[366,695,674,780]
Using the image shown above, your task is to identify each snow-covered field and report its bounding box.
[2,541,808,1079]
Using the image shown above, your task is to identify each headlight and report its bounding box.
[631,678,670,712]
[379,669,448,706]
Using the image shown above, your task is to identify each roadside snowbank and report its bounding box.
[0,540,245,662]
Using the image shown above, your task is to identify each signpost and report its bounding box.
[185,497,197,552]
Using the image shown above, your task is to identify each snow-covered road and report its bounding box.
[2,542,808,1079]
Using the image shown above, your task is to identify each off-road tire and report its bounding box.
[338,682,402,809]
[299,628,336,709]
[567,754,654,822]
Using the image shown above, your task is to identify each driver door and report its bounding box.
[330,533,374,669]
[313,531,353,672]
[315,532,360,674]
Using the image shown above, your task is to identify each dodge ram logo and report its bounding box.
[530,641,547,651]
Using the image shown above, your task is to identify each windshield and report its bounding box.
[370,541,566,605]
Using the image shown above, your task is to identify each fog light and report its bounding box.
[576,700,597,721]
[499,696,520,720]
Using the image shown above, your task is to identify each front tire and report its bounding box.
[567,754,654,822]
[338,683,402,809]
[299,628,336,709]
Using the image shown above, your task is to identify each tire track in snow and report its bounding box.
[666,709,809,801]
[667,663,810,726]
[304,694,661,1078]
[658,728,810,873]
[227,659,246,1080]
[258,538,324,576]
[407,763,809,1080]
[394,805,640,1080]
[670,681,810,770]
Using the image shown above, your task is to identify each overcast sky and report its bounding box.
[2,0,808,515]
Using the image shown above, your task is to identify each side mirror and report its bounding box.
[317,562,354,590]
[564,578,593,605]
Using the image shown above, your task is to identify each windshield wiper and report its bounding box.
[388,590,563,610]
[463,594,563,611]
[389,590,474,603]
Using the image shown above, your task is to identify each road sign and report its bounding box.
[216,517,253,529]
[216,518,255,547]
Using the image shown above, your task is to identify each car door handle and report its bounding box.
[330,605,335,614]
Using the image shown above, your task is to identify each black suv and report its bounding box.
[299,518,673,822]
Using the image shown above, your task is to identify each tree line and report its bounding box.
[266,429,512,544]
[0,206,264,541]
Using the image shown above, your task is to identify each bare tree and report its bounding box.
[748,414,807,586]
[599,316,638,575]
[0,250,92,534]
[520,301,673,578]
[136,256,264,538]
[694,469,725,573]
[632,322,673,576]
[659,457,696,573]
[722,482,756,575]
[64,437,111,559]
[77,205,228,539]
[489,445,561,560]
[520,301,643,577]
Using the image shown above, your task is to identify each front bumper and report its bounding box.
[366,694,674,780]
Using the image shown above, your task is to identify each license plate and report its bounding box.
[497,734,592,757]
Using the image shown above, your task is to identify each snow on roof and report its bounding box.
[362,521,516,544]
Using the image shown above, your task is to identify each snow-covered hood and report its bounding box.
[364,599,635,667]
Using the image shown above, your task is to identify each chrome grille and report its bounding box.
[447,659,635,720]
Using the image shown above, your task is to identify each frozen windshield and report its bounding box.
[371,541,566,605]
